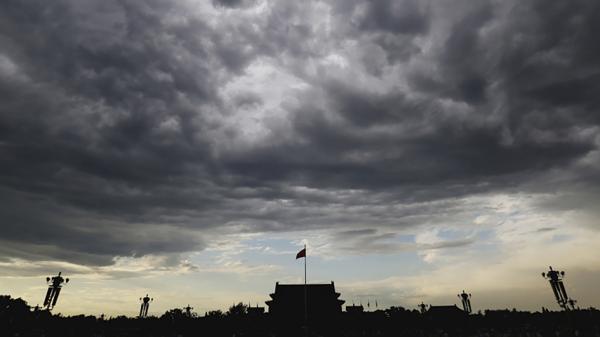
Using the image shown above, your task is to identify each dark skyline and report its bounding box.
[0,0,599,315]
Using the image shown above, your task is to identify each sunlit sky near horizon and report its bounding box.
[1,0,600,316]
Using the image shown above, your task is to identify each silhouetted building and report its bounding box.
[3,294,600,337]
[266,282,345,321]
[426,305,467,323]
[247,306,265,316]
[345,304,364,313]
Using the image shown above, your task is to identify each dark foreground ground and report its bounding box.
[2,295,600,337]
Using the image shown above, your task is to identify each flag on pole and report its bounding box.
[296,244,308,322]
[296,247,306,259]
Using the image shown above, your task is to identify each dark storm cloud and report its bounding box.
[212,0,246,8]
[0,188,206,266]
[408,3,493,104]
[0,0,231,265]
[355,0,430,34]
[0,0,599,269]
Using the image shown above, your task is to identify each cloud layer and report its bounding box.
[0,0,598,281]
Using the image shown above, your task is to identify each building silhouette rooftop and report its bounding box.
[345,304,364,314]
[266,282,345,321]
[427,305,465,315]
[426,305,468,323]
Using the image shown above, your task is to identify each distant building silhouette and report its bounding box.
[247,306,265,316]
[266,282,345,321]
[427,305,466,315]
[345,304,364,313]
[426,304,468,324]
[3,294,600,337]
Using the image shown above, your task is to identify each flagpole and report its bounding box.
[304,244,307,323]
[304,244,307,285]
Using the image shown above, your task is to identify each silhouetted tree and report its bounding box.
[206,309,224,318]
[226,302,248,316]
[161,308,188,320]
[384,306,407,318]
[0,295,30,316]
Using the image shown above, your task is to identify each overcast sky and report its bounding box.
[1,0,600,316]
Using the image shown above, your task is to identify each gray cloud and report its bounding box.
[212,0,246,8]
[329,228,474,255]
[355,0,430,34]
[0,0,598,270]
